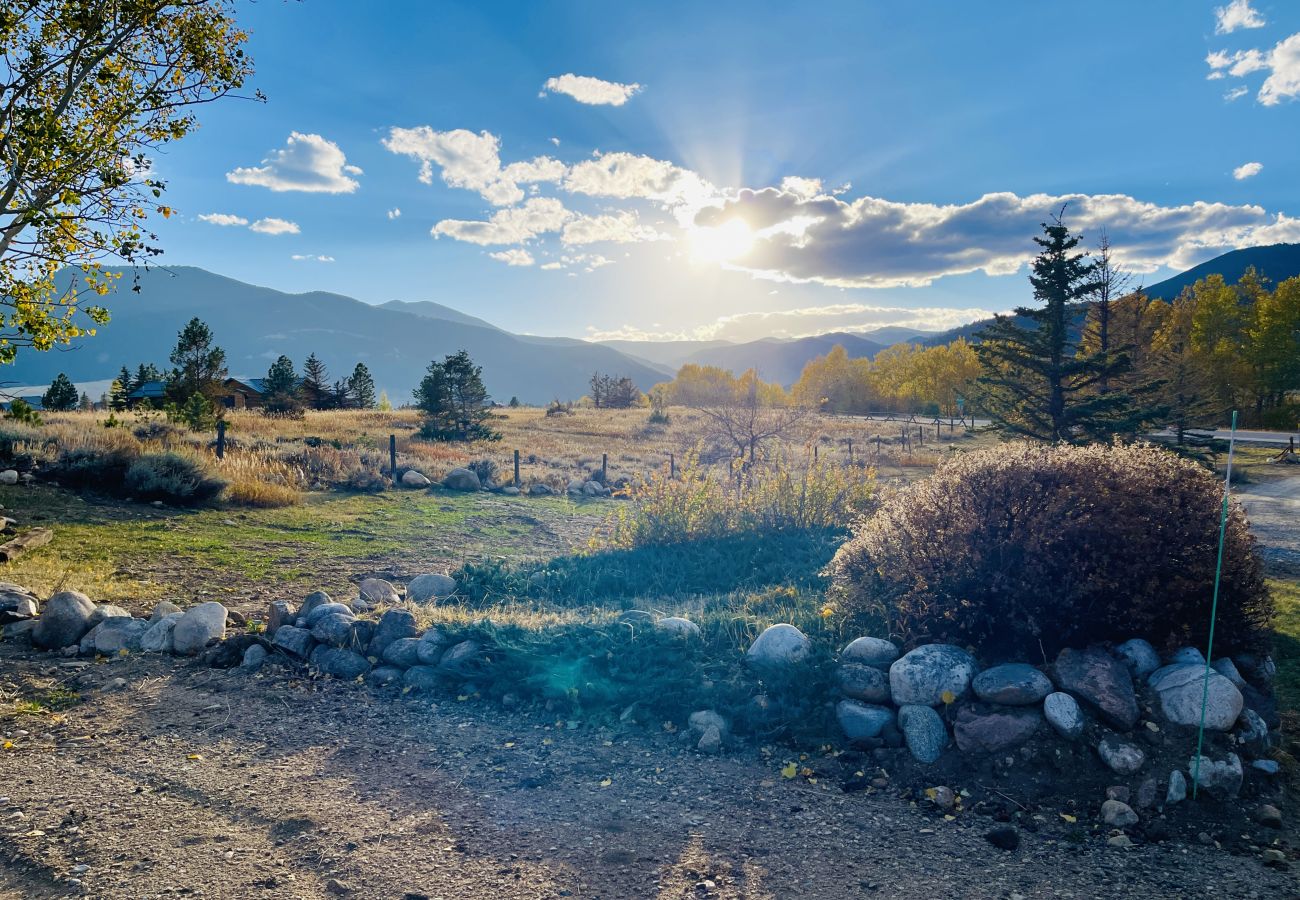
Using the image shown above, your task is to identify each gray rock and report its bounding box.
[953,705,1043,753]
[528,483,554,496]
[314,647,371,680]
[1,619,36,641]
[1210,657,1247,689]
[1254,804,1283,829]
[1235,707,1269,752]
[1136,777,1158,809]
[368,609,417,658]
[439,640,483,676]
[1053,647,1138,730]
[32,591,96,649]
[407,573,457,604]
[1098,736,1146,774]
[241,644,268,671]
[271,624,314,658]
[1168,646,1206,667]
[841,636,900,670]
[0,588,38,625]
[443,467,481,491]
[1115,639,1161,680]
[897,704,947,764]
[305,602,354,629]
[312,613,362,649]
[382,637,423,669]
[368,665,403,685]
[688,710,729,738]
[1188,753,1242,800]
[1043,692,1085,740]
[416,631,449,666]
[1101,800,1139,828]
[1251,759,1280,775]
[1233,653,1275,687]
[746,624,811,670]
[566,477,585,494]
[1166,770,1187,804]
[400,469,431,487]
[582,480,609,497]
[171,602,228,656]
[86,604,131,629]
[972,663,1053,706]
[148,600,183,623]
[655,617,700,639]
[1148,663,1243,730]
[403,665,441,692]
[358,578,400,605]
[836,700,895,746]
[140,613,182,653]
[299,590,333,621]
[617,610,656,627]
[889,644,976,706]
[81,617,148,655]
[267,600,294,635]
[0,469,17,485]
[500,485,520,496]
[836,662,892,703]
[697,725,723,755]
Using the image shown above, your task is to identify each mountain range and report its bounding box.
[7,243,1297,403]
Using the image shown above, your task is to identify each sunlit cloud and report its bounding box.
[1214,0,1265,34]
[488,248,535,266]
[383,126,564,205]
[1224,85,1250,101]
[1206,32,1300,105]
[541,73,641,106]
[561,210,667,245]
[431,197,571,245]
[387,208,401,219]
[227,133,361,193]
[197,213,248,227]
[1233,161,1263,180]
[291,253,335,262]
[249,217,300,235]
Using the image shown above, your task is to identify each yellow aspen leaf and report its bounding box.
[780,762,798,779]
[504,742,515,748]
[940,690,956,705]
[599,777,612,788]
[187,754,202,760]
[2,741,13,750]
[1059,813,1077,823]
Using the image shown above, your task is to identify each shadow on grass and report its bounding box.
[455,526,847,608]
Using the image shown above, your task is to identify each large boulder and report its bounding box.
[443,468,481,492]
[141,612,183,653]
[889,644,977,706]
[1052,647,1138,731]
[148,600,184,623]
[655,617,700,639]
[305,602,353,629]
[358,578,400,606]
[417,629,449,665]
[972,663,1053,706]
[272,624,314,658]
[1043,692,1085,740]
[32,591,96,649]
[400,469,431,487]
[311,613,362,649]
[171,602,228,656]
[368,609,418,658]
[836,663,891,703]
[407,573,457,604]
[86,604,131,629]
[403,665,441,692]
[746,624,811,671]
[1148,664,1243,731]
[266,600,294,635]
[312,646,371,680]
[1188,753,1243,800]
[298,590,334,622]
[0,585,38,625]
[382,637,423,669]
[953,705,1043,754]
[81,617,149,655]
[1114,639,1161,680]
[836,700,895,746]
[897,704,948,764]
[1168,647,1206,667]
[438,640,483,676]
[841,636,900,670]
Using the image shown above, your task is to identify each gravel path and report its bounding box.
[0,650,1293,900]
[1237,470,1300,578]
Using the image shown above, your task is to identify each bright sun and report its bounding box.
[689,218,755,263]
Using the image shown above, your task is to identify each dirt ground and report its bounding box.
[0,645,1295,900]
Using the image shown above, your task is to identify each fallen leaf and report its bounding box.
[599,777,612,788]
[780,762,798,779]
[1060,813,1077,823]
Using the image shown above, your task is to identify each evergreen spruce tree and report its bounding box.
[414,350,500,441]
[976,217,1161,443]
[118,365,135,393]
[108,379,128,411]
[42,372,80,411]
[262,355,303,415]
[79,392,92,411]
[348,363,377,409]
[166,318,227,403]
[302,353,330,409]
[135,362,161,388]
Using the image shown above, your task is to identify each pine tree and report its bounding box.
[348,363,376,409]
[118,365,135,393]
[79,392,92,411]
[414,350,500,441]
[166,318,227,403]
[108,379,128,411]
[42,372,80,411]
[135,362,161,388]
[302,353,330,409]
[975,217,1160,443]
[262,355,302,415]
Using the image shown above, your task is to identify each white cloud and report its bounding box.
[488,248,535,266]
[431,197,572,245]
[779,176,824,200]
[1233,161,1264,180]
[550,137,561,146]
[540,261,564,270]
[1206,33,1300,105]
[564,152,720,222]
[1215,0,1265,34]
[383,126,564,205]
[291,254,335,262]
[226,133,361,193]
[692,186,1300,288]
[198,213,249,227]
[561,210,666,245]
[249,217,300,235]
[387,208,401,219]
[541,73,641,106]
[1224,85,1250,101]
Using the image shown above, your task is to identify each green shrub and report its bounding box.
[4,399,42,426]
[124,452,227,504]
[55,446,137,489]
[467,457,499,487]
[829,442,1272,658]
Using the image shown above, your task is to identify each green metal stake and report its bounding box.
[1192,410,1238,799]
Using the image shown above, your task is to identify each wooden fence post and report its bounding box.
[847,438,853,465]
[670,452,676,478]
[601,452,608,485]
[215,420,226,460]
[814,444,819,462]
[514,449,521,486]
[389,434,397,477]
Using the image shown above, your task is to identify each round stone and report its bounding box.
[889,644,976,706]
[841,636,900,670]
[972,663,1053,705]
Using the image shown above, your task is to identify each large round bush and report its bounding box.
[829,442,1271,658]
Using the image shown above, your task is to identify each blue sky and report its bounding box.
[144,0,1300,342]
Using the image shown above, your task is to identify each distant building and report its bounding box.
[124,380,167,408]
[220,377,270,410]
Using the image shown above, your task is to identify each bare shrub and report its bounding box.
[124,452,227,505]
